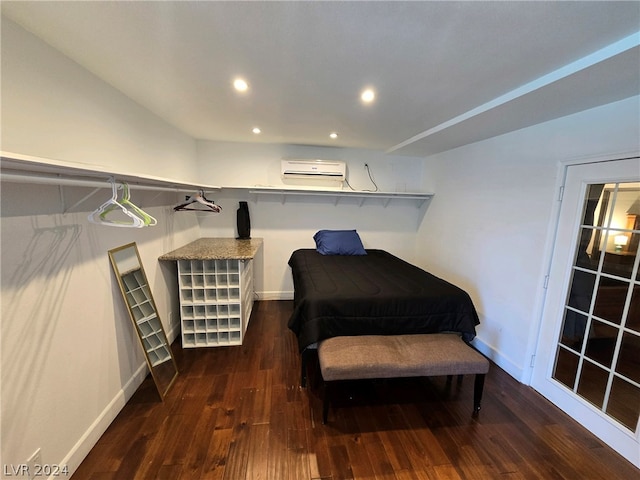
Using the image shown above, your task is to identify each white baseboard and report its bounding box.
[57,362,149,478]
[471,337,524,382]
[255,290,294,301]
[167,322,180,343]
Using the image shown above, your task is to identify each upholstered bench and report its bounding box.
[317,333,490,423]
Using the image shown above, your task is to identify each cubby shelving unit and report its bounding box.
[177,258,254,348]
[160,238,263,349]
[121,268,172,366]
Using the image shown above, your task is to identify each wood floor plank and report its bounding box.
[87,473,118,480]
[305,410,334,479]
[286,427,312,480]
[343,436,378,479]
[429,465,463,480]
[328,444,354,480]
[377,428,416,474]
[176,406,219,480]
[394,469,439,480]
[244,423,270,480]
[199,427,232,480]
[252,369,273,426]
[156,464,183,479]
[133,413,197,479]
[221,389,255,480]
[397,405,455,469]
[72,300,639,479]
[266,384,289,479]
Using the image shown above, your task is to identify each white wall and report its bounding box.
[417,96,640,382]
[195,140,429,298]
[1,17,199,183]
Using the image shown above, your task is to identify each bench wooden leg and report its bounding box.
[301,349,309,387]
[473,373,485,415]
[322,382,331,424]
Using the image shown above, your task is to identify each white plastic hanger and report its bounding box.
[119,183,157,226]
[173,190,222,213]
[88,178,146,227]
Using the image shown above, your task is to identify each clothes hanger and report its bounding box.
[88,178,145,228]
[173,190,222,213]
[173,190,221,212]
[100,182,156,226]
[118,182,157,226]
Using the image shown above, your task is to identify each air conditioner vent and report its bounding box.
[281,159,346,181]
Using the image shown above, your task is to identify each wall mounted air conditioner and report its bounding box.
[281,159,346,181]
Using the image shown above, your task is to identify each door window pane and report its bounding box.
[585,320,618,368]
[606,377,640,431]
[583,184,607,227]
[553,348,579,390]
[615,332,640,384]
[567,270,595,313]
[576,227,601,270]
[559,310,587,352]
[602,230,635,279]
[613,185,639,251]
[577,360,609,408]
[593,277,628,325]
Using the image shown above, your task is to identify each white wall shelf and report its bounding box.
[244,186,433,208]
[1,152,433,208]
[0,151,220,193]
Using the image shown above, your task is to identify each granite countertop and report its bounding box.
[159,238,263,261]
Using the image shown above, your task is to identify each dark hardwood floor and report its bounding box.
[73,301,638,479]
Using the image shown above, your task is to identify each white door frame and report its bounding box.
[526,151,640,467]
[523,150,640,387]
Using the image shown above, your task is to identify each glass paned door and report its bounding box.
[531,157,640,468]
[553,182,640,431]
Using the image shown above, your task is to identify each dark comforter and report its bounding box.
[287,249,480,352]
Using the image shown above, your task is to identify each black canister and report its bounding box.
[236,201,251,239]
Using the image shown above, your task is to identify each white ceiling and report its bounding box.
[2,1,639,157]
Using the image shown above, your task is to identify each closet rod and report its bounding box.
[0,171,214,193]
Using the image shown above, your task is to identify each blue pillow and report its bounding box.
[313,229,367,255]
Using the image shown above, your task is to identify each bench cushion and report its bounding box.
[318,333,489,381]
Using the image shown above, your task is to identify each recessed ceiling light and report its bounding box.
[361,88,375,103]
[252,127,261,134]
[234,78,249,92]
[329,132,338,139]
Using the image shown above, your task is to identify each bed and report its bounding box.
[287,248,480,353]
